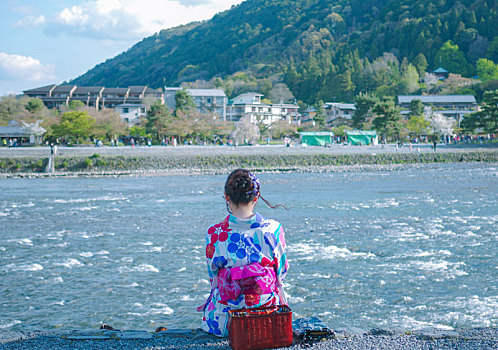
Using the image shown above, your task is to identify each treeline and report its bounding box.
[71,0,498,103]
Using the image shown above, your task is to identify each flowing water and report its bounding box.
[1,163,497,332]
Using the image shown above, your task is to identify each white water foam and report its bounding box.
[410,260,468,278]
[55,258,83,268]
[440,295,498,327]
[11,238,33,246]
[5,263,44,272]
[149,303,174,315]
[52,195,127,204]
[0,320,21,329]
[119,264,159,273]
[79,252,94,258]
[288,242,375,260]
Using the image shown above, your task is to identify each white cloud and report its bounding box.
[14,15,46,28]
[0,52,56,83]
[43,0,245,41]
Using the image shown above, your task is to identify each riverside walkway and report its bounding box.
[0,142,496,158]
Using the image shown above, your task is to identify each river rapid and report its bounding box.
[0,163,496,332]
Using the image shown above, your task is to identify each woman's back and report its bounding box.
[199,169,288,337]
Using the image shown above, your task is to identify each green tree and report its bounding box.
[25,98,44,114]
[406,114,430,137]
[487,37,498,63]
[68,100,85,110]
[435,40,474,77]
[145,101,172,141]
[129,126,148,137]
[314,100,326,129]
[476,58,498,82]
[409,99,425,117]
[372,97,402,139]
[399,64,420,94]
[462,90,498,134]
[353,93,378,129]
[174,89,195,115]
[0,95,27,124]
[413,53,428,78]
[51,111,96,143]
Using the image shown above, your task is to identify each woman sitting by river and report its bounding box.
[198,169,289,337]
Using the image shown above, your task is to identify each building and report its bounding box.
[23,85,163,110]
[226,92,299,125]
[0,120,46,146]
[433,67,449,80]
[324,103,356,126]
[164,87,227,119]
[114,104,147,125]
[397,95,477,123]
[299,108,316,127]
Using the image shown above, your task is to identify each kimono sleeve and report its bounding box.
[205,228,217,280]
[273,224,289,280]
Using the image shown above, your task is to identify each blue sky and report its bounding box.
[0,0,244,96]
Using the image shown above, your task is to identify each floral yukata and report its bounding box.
[199,212,288,337]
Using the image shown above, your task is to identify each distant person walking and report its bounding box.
[433,140,437,151]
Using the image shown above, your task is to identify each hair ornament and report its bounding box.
[248,172,260,196]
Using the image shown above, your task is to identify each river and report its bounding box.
[0,163,496,332]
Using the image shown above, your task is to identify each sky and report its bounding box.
[0,0,245,96]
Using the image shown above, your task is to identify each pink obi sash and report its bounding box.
[217,263,277,302]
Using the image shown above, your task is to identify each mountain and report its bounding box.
[71,0,498,103]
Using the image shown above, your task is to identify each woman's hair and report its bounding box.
[224,169,287,209]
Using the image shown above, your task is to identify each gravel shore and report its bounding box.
[1,327,496,349]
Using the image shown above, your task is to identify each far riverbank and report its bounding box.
[0,144,496,177]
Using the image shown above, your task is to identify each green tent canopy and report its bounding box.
[299,132,335,146]
[346,130,378,145]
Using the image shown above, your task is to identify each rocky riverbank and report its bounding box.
[0,145,497,177]
[1,327,496,349]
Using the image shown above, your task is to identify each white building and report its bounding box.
[164,87,227,120]
[226,92,299,125]
[115,103,147,125]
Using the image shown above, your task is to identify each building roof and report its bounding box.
[433,67,448,74]
[102,88,129,94]
[325,102,356,110]
[0,125,32,136]
[129,86,147,94]
[115,103,146,108]
[23,84,57,94]
[52,85,77,93]
[143,87,162,95]
[398,95,476,104]
[272,103,299,108]
[234,92,263,98]
[73,86,104,94]
[187,89,227,97]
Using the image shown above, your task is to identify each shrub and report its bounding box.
[84,158,93,168]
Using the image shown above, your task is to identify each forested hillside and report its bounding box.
[71,0,498,104]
